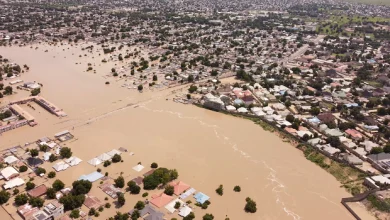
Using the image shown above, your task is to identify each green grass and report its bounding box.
[344,0,390,6]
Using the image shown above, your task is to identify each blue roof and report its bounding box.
[194,192,210,204]
[344,103,359,108]
[78,171,104,182]
[234,99,244,105]
[308,117,320,123]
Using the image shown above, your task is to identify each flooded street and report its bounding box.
[0,44,373,220]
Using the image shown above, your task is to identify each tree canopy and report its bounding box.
[143,168,178,190]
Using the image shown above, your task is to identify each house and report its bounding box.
[129,204,164,220]
[43,201,64,219]
[194,192,210,204]
[17,204,40,220]
[28,184,47,197]
[1,166,19,180]
[317,113,335,123]
[344,154,363,165]
[169,181,190,196]
[150,193,174,208]
[345,129,363,140]
[361,140,379,152]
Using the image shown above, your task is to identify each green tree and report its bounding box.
[52,179,65,191]
[112,154,121,163]
[371,147,383,155]
[114,212,129,220]
[30,149,39,157]
[153,75,158,81]
[216,185,223,196]
[327,136,341,148]
[19,165,28,172]
[130,210,140,220]
[384,144,390,153]
[134,201,145,210]
[26,182,35,190]
[188,85,198,93]
[29,197,44,208]
[310,107,321,116]
[59,194,85,211]
[60,147,72,158]
[183,212,195,220]
[138,85,143,91]
[31,88,41,96]
[127,181,141,194]
[70,209,80,219]
[49,154,58,162]
[151,162,158,168]
[46,187,56,199]
[48,171,56,178]
[14,193,29,206]
[164,185,174,196]
[36,167,46,175]
[245,197,257,213]
[115,176,125,188]
[72,180,92,195]
[3,86,13,95]
[174,201,181,209]
[39,144,48,152]
[0,191,10,204]
[117,193,126,207]
[233,186,241,192]
[203,213,214,220]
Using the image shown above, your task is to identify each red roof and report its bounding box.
[169,181,190,196]
[28,184,47,197]
[150,193,174,208]
[345,129,363,139]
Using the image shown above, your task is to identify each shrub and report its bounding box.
[233,185,241,192]
[97,168,102,172]
[105,202,111,208]
[26,182,35,190]
[142,192,148,197]
[151,162,158,168]
[112,154,121,163]
[117,193,125,207]
[216,185,223,196]
[52,179,65,191]
[19,165,28,172]
[48,171,56,178]
[98,206,104,212]
[89,208,96,216]
[245,197,257,213]
[183,212,195,220]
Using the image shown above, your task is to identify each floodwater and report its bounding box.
[0,44,375,220]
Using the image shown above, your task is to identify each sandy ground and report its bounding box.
[0,43,376,220]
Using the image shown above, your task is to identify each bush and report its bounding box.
[151,162,158,168]
[13,188,19,195]
[183,212,195,220]
[216,185,223,196]
[19,165,28,172]
[46,188,56,199]
[112,154,121,163]
[115,176,125,188]
[98,206,104,212]
[26,182,35,190]
[39,144,48,152]
[14,193,29,206]
[128,181,141,194]
[233,185,241,192]
[142,192,148,197]
[138,85,143,91]
[164,185,174,196]
[70,210,80,219]
[48,171,56,178]
[105,202,111,208]
[52,179,65,191]
[245,197,257,213]
[97,168,102,172]
[134,201,145,210]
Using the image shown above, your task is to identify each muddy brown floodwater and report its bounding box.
[0,44,375,220]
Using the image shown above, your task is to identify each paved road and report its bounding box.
[280,35,325,64]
